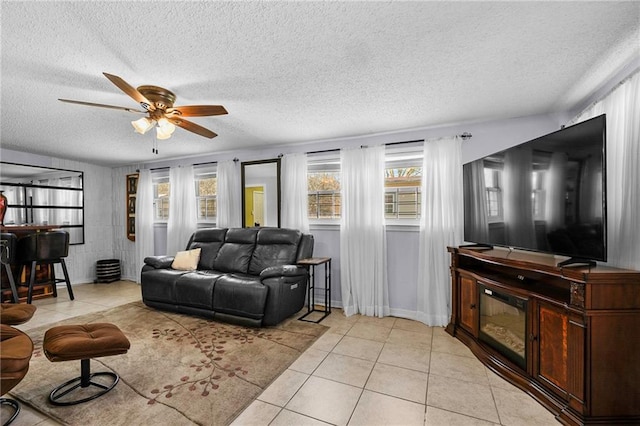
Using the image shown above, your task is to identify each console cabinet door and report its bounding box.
[459,275,478,336]
[533,300,585,411]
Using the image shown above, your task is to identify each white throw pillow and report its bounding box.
[171,248,201,271]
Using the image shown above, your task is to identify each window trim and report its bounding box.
[384,148,423,225]
[194,165,217,225]
[307,155,341,223]
[152,171,170,223]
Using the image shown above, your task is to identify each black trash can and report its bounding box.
[96,259,121,283]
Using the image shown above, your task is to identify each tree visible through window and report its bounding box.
[154,180,170,221]
[384,167,422,219]
[196,173,217,222]
[306,154,423,222]
[308,171,341,219]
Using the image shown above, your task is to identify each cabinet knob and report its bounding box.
[529,334,538,342]
[470,304,476,309]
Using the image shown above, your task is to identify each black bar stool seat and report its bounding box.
[17,230,74,304]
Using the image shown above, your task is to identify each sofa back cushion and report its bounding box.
[248,228,302,275]
[213,228,258,274]
[187,228,228,270]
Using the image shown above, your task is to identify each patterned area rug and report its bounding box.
[12,301,326,425]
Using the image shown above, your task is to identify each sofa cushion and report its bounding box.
[248,228,302,275]
[171,248,201,271]
[213,228,258,274]
[141,269,188,303]
[187,228,228,270]
[175,271,223,309]
[212,274,267,320]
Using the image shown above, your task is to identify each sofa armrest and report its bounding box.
[259,265,308,279]
[144,256,175,269]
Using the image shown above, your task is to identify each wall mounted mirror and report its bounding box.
[241,159,281,228]
[0,162,84,244]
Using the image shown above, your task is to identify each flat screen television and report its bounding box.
[463,114,606,266]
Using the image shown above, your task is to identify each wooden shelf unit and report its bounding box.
[126,173,138,242]
[446,246,640,426]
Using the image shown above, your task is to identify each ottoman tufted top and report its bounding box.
[43,323,130,362]
[0,303,37,325]
[1,324,34,376]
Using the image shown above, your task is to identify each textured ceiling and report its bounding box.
[1,1,638,167]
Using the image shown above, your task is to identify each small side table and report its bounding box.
[298,257,331,323]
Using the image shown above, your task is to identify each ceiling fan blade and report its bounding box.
[102,72,155,111]
[166,105,228,117]
[58,99,146,113]
[167,117,217,139]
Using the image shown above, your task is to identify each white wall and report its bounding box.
[108,112,559,318]
[0,110,560,311]
[0,149,117,285]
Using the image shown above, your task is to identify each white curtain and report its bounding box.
[578,155,602,223]
[502,147,536,248]
[570,71,640,270]
[31,184,48,224]
[135,170,154,283]
[463,159,489,243]
[340,145,389,317]
[166,165,197,255]
[281,153,310,233]
[217,160,241,228]
[544,152,568,232]
[416,136,463,326]
[3,187,19,224]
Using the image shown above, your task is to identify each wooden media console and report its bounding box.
[446,246,640,425]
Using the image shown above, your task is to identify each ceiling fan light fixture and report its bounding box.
[61,73,226,142]
[132,117,154,134]
[156,125,173,140]
[157,117,176,135]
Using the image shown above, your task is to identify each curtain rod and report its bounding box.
[306,133,472,155]
[148,158,236,172]
[567,67,639,126]
[193,161,217,167]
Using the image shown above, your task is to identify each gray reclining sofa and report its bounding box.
[141,227,313,327]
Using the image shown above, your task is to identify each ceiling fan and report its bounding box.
[59,72,228,141]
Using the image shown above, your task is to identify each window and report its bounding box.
[483,166,503,222]
[482,161,547,223]
[531,170,546,221]
[306,149,423,223]
[195,166,217,223]
[152,165,217,223]
[152,172,170,221]
[384,167,422,219]
[307,157,341,220]
[385,149,422,221]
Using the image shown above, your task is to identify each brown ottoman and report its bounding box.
[0,303,37,325]
[1,324,34,425]
[43,323,130,406]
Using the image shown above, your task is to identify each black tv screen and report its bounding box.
[463,114,606,263]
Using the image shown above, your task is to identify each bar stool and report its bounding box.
[17,230,74,304]
[0,233,19,303]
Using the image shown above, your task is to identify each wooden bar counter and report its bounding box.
[1,225,61,302]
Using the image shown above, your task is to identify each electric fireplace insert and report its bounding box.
[478,284,527,369]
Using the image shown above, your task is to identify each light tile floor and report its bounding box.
[4,281,560,425]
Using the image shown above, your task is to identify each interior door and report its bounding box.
[253,190,264,226]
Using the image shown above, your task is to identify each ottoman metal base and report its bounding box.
[49,359,119,406]
[0,397,20,426]
[43,324,130,406]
